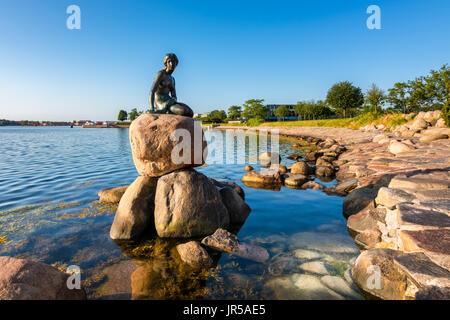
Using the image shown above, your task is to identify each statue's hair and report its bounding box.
[163,53,178,67]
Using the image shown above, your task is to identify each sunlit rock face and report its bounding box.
[0,256,86,300]
[110,176,158,240]
[129,113,207,177]
[154,169,230,238]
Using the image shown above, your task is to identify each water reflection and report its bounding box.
[114,238,220,300]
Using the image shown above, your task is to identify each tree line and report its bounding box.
[200,64,448,124]
[117,108,147,122]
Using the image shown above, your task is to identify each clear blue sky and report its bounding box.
[0,0,449,121]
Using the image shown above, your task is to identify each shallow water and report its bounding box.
[0,126,362,300]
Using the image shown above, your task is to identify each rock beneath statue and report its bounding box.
[154,169,230,238]
[98,185,129,203]
[176,241,213,268]
[0,256,86,300]
[129,113,208,177]
[110,176,158,240]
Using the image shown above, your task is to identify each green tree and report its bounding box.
[293,101,307,119]
[314,100,334,119]
[227,105,242,120]
[129,108,139,121]
[118,110,128,121]
[274,105,290,120]
[364,84,385,114]
[241,99,269,121]
[387,82,409,113]
[326,81,364,118]
[442,101,450,127]
[387,65,449,113]
[423,64,449,109]
[207,110,227,123]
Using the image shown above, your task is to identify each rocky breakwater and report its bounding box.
[101,114,266,270]
[327,111,450,300]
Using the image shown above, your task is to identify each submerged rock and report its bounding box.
[0,256,86,300]
[293,249,321,261]
[289,232,359,254]
[320,275,362,299]
[299,261,333,275]
[154,169,230,238]
[201,228,239,253]
[176,241,213,268]
[268,255,298,276]
[292,274,344,300]
[202,229,269,263]
[234,243,270,263]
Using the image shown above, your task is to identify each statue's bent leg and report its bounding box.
[169,103,194,118]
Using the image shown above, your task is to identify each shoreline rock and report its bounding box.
[0,256,86,300]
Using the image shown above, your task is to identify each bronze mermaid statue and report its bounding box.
[149,53,194,118]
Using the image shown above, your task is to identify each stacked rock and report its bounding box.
[108,113,251,240]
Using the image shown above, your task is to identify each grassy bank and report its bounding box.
[258,113,410,130]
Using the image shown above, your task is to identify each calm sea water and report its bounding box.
[0,126,362,300]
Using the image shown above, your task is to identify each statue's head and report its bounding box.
[163,53,178,74]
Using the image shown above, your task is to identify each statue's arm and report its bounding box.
[149,71,163,111]
[171,77,177,101]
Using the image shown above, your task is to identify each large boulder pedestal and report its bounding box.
[129,113,208,177]
[109,114,251,241]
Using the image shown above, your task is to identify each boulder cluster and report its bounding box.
[360,110,448,142]
[101,113,252,241]
[241,138,348,192]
